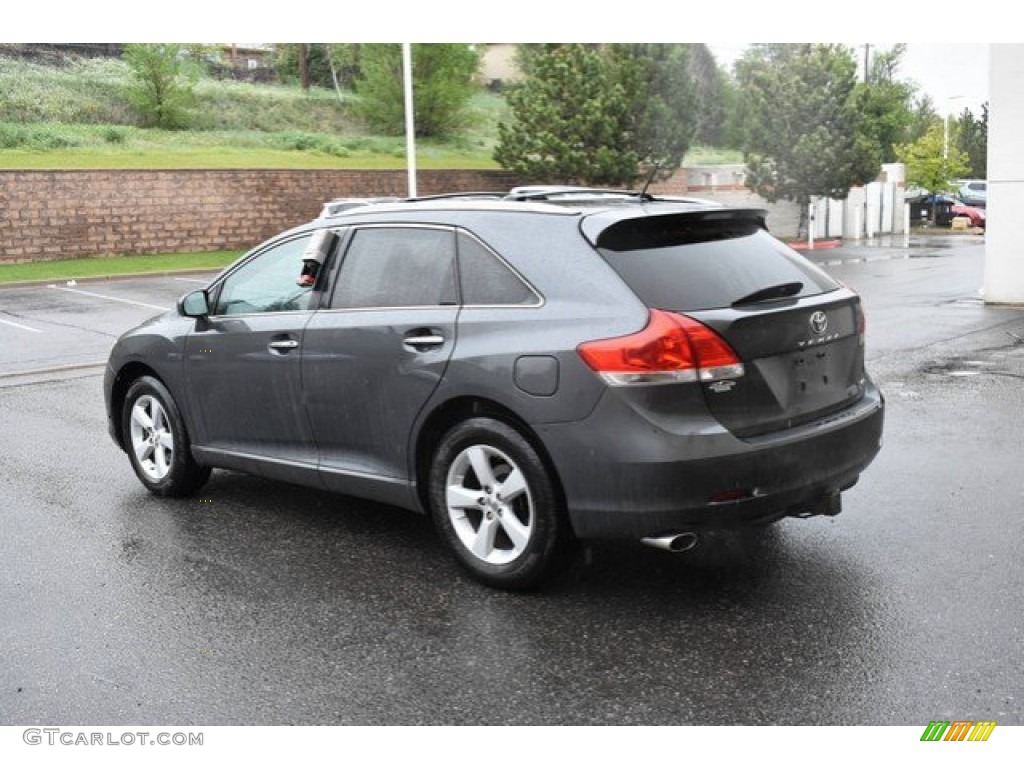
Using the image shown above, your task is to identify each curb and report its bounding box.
[0,267,221,290]
[789,239,843,250]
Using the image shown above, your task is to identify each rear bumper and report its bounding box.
[538,382,884,539]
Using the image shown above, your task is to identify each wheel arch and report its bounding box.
[413,396,569,527]
[109,361,167,451]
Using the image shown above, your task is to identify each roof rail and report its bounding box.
[505,185,655,202]
[402,191,508,202]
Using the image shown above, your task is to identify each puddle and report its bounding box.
[920,350,1024,380]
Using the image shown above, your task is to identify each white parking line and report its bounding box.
[173,277,209,284]
[0,316,43,333]
[48,285,170,312]
[0,361,106,379]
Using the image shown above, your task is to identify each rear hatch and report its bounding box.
[588,209,866,438]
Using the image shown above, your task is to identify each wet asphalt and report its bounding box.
[1,233,1022,725]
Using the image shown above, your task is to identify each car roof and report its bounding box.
[317,185,726,221]
[323,198,580,218]
[318,195,730,223]
[306,198,768,252]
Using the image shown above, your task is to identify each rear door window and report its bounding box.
[456,231,538,306]
[596,216,839,311]
[330,226,458,309]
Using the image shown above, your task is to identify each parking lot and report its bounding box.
[2,235,1022,727]
[0,232,991,381]
[0,274,216,381]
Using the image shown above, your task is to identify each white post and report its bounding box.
[402,43,417,198]
[904,202,911,248]
[808,202,815,249]
[854,208,862,242]
[942,95,964,161]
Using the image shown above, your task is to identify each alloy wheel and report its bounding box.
[129,394,175,482]
[444,444,534,565]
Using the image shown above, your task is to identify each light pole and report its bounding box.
[403,43,417,198]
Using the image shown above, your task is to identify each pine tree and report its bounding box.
[494,44,637,185]
[736,44,879,227]
[494,44,699,186]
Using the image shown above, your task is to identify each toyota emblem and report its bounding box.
[810,311,828,335]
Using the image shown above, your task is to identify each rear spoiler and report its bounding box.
[581,208,769,250]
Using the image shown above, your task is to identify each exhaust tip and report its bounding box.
[641,532,699,553]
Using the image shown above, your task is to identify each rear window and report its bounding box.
[597,217,840,311]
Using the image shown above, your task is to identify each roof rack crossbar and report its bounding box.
[504,186,655,202]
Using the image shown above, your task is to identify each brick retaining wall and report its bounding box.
[0,169,522,263]
[0,167,801,263]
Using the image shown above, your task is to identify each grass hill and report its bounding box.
[0,56,506,169]
[0,54,740,170]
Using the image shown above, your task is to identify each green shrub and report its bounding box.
[0,123,26,148]
[354,44,481,137]
[100,126,127,144]
[123,43,198,129]
[0,122,81,149]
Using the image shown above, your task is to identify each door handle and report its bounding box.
[268,339,300,352]
[402,334,444,350]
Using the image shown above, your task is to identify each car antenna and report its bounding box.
[638,163,660,200]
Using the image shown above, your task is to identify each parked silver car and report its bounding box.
[957,179,987,208]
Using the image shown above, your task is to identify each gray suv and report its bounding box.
[104,192,884,589]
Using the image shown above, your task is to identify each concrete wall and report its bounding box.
[0,169,522,263]
[984,44,1024,304]
[650,165,803,237]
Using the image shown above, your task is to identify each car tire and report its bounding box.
[122,376,211,497]
[429,418,565,590]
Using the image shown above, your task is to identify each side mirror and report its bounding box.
[179,289,210,318]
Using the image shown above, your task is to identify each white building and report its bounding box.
[984,44,1024,304]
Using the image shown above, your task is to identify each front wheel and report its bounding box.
[429,418,565,590]
[122,376,210,497]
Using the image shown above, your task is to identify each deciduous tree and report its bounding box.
[353,44,480,138]
[855,44,916,164]
[897,123,970,195]
[123,44,197,130]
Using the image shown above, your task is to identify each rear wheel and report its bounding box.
[429,418,564,590]
[122,376,210,497]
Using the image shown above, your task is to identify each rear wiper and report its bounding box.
[732,281,804,307]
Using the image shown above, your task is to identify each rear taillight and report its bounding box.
[855,302,866,347]
[577,309,744,386]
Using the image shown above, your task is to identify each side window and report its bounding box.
[457,232,537,306]
[330,227,457,309]
[214,235,317,315]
